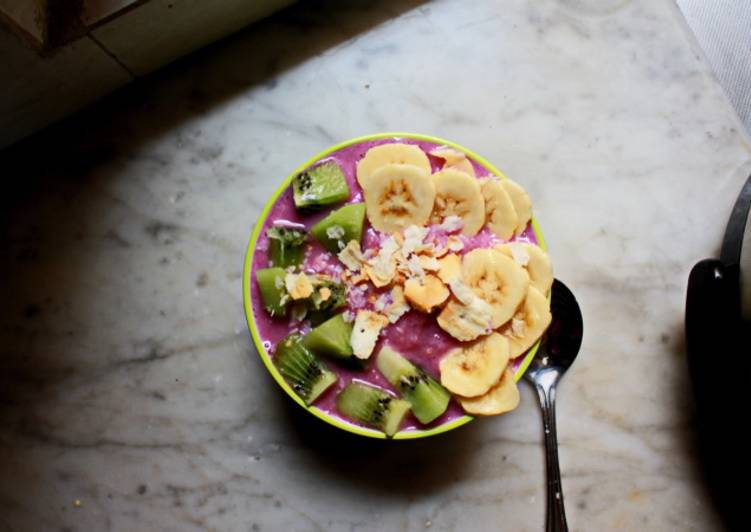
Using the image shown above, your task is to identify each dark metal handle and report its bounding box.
[535,380,569,532]
[720,172,751,267]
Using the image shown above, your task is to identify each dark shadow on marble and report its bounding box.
[0,0,430,527]
[279,386,502,495]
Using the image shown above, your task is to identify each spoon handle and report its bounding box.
[535,381,569,532]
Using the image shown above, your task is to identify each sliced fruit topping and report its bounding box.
[303,313,354,360]
[311,203,366,253]
[376,345,450,424]
[285,272,314,300]
[429,169,485,236]
[500,178,532,236]
[267,226,306,268]
[500,286,552,359]
[458,368,520,416]
[350,310,389,359]
[429,147,475,177]
[461,248,529,328]
[436,253,462,284]
[256,267,289,317]
[305,278,347,324]
[363,163,436,232]
[356,143,431,188]
[439,332,510,397]
[293,160,349,209]
[274,334,337,405]
[437,275,501,341]
[496,242,553,295]
[336,382,411,436]
[480,179,518,240]
[404,274,449,313]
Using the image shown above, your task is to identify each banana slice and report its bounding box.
[357,143,431,187]
[404,274,449,312]
[430,147,476,177]
[447,158,475,177]
[496,242,553,295]
[481,179,518,240]
[500,179,532,236]
[430,169,485,236]
[458,368,520,416]
[363,164,436,232]
[429,147,466,166]
[436,253,462,284]
[439,332,510,397]
[501,286,552,359]
[462,248,529,328]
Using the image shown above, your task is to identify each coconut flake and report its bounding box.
[338,240,365,271]
[402,225,429,256]
[350,311,389,359]
[439,215,464,233]
[384,285,410,323]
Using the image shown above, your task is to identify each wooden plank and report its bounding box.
[91,0,296,76]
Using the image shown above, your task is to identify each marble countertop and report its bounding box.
[1,0,750,530]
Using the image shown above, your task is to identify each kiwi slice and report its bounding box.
[303,313,353,360]
[274,334,337,405]
[267,226,306,268]
[311,203,366,253]
[293,161,350,209]
[376,345,450,424]
[336,382,411,436]
[255,267,288,317]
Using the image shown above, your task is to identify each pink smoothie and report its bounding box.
[250,137,539,433]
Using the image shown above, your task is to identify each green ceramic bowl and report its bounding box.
[242,132,547,439]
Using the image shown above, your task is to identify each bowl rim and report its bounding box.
[242,132,547,440]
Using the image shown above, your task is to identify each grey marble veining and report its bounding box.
[1,0,750,531]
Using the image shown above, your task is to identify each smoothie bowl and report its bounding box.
[243,133,553,439]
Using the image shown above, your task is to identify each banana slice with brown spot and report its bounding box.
[458,368,520,416]
[500,286,552,359]
[500,179,532,236]
[357,143,431,188]
[462,248,529,328]
[404,274,449,312]
[480,178,518,240]
[363,164,436,232]
[496,242,553,295]
[429,169,485,236]
[439,332,509,397]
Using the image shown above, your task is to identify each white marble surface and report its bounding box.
[1,0,750,531]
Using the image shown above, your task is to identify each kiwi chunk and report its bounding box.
[336,382,411,436]
[311,203,366,253]
[267,226,306,268]
[305,278,346,325]
[255,267,288,317]
[293,160,350,209]
[303,313,353,360]
[274,334,337,405]
[376,345,450,424]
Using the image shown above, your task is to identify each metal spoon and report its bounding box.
[524,279,583,532]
